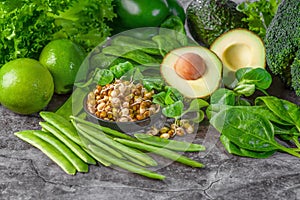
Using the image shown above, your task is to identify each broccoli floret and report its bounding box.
[291,51,300,95]
[265,0,300,95]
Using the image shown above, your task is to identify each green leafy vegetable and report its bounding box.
[152,92,167,107]
[236,0,281,39]
[234,67,272,96]
[255,96,300,129]
[109,61,134,79]
[210,88,237,106]
[0,0,115,67]
[236,68,272,90]
[143,78,165,91]
[234,84,256,97]
[220,135,275,159]
[265,0,300,96]
[96,69,114,86]
[162,101,184,118]
[210,107,300,157]
[152,16,189,56]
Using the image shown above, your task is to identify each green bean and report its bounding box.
[134,133,206,152]
[39,122,96,165]
[115,139,205,168]
[75,122,157,167]
[82,147,111,167]
[75,125,124,159]
[121,152,147,167]
[70,116,135,141]
[32,130,89,172]
[40,112,83,146]
[14,130,76,175]
[88,145,165,180]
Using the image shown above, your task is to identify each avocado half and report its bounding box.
[161,46,222,98]
[210,29,266,87]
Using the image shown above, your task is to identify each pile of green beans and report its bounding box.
[71,116,205,175]
[14,111,206,179]
[15,111,97,175]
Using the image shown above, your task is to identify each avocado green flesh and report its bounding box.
[186,0,247,47]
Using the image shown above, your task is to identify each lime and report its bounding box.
[0,58,54,115]
[39,39,86,94]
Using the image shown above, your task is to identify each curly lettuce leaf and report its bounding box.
[51,0,116,52]
[0,0,115,67]
[236,0,281,39]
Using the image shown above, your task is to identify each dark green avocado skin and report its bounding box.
[187,0,248,46]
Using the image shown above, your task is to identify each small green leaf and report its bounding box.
[152,92,166,107]
[234,83,256,96]
[162,101,184,118]
[210,88,237,105]
[109,61,134,79]
[164,87,183,105]
[96,69,114,86]
[236,68,272,90]
[143,78,164,91]
[185,99,209,113]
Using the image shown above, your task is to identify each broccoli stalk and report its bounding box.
[265,0,300,95]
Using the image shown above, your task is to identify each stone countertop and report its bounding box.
[1,0,300,200]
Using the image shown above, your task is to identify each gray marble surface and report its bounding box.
[1,0,300,200]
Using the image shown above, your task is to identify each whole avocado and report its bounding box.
[187,0,248,46]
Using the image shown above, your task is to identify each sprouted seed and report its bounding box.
[87,79,160,122]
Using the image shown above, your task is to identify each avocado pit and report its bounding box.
[174,53,207,80]
[161,46,222,98]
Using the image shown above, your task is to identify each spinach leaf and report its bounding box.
[239,147,276,159]
[235,68,253,81]
[220,135,275,159]
[234,83,256,96]
[152,16,188,56]
[239,68,272,90]
[210,88,237,105]
[273,125,299,136]
[184,99,209,113]
[162,101,184,118]
[160,16,186,38]
[210,107,300,157]
[109,61,134,79]
[152,92,166,107]
[207,104,290,126]
[75,68,114,88]
[234,67,272,96]
[164,87,183,105]
[95,69,114,86]
[236,98,251,106]
[143,78,165,91]
[255,96,300,129]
